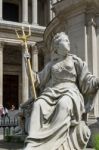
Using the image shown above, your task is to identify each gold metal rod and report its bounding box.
[15,26,37,100]
[24,41,37,99]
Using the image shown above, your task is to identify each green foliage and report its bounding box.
[93,134,99,150]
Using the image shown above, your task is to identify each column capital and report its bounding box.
[87,17,96,27]
[31,45,38,54]
[30,43,36,48]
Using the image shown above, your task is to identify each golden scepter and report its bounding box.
[15,26,37,100]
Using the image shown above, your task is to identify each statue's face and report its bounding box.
[54,34,70,57]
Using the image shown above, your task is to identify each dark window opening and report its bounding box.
[38,0,49,26]
[3,2,19,22]
[3,75,19,110]
[38,52,44,71]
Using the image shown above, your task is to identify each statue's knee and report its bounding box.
[59,96,73,111]
[34,99,41,107]
[34,99,44,109]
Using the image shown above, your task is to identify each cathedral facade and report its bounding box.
[0,0,54,109]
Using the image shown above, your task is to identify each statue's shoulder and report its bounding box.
[69,54,83,64]
[68,53,80,61]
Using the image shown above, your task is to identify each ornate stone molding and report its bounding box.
[0,20,45,35]
[31,45,38,54]
[0,38,35,47]
[52,0,99,15]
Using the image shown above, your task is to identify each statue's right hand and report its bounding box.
[32,71,40,86]
[32,71,36,78]
[24,52,30,59]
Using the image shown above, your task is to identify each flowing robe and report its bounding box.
[24,54,98,150]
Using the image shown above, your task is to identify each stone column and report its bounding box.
[22,0,28,23]
[84,25,88,64]
[0,0,3,20]
[49,0,53,21]
[31,45,38,72]
[32,0,38,25]
[50,0,55,19]
[0,42,3,107]
[91,19,99,118]
[96,16,99,118]
[22,50,29,103]
[88,15,99,118]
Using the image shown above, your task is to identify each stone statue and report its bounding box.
[23,32,99,150]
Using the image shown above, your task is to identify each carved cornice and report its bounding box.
[52,0,84,15]
[0,20,45,33]
[52,0,99,15]
[31,45,38,54]
[0,38,35,47]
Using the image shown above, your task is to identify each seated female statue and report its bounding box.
[24,32,99,150]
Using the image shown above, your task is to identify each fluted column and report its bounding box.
[22,50,29,103]
[32,0,38,25]
[0,42,3,107]
[22,0,28,23]
[0,0,3,20]
[31,45,38,72]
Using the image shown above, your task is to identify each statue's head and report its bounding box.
[51,32,70,57]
